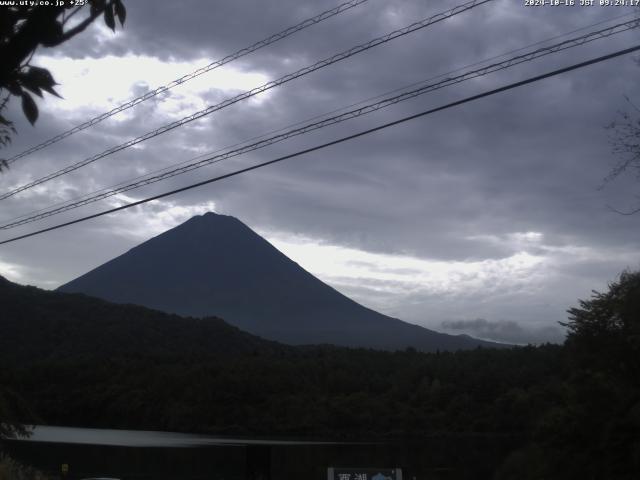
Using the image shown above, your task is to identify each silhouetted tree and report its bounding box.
[605,99,640,214]
[0,0,126,165]
[540,270,640,479]
[0,388,31,440]
[563,269,640,379]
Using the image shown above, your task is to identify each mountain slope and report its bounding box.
[0,275,282,363]
[58,212,502,351]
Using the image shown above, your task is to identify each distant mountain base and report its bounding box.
[58,212,505,351]
[0,275,283,363]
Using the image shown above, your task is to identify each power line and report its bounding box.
[12,9,633,229]
[2,13,635,227]
[1,43,638,246]
[2,17,637,230]
[4,0,371,165]
[0,0,493,201]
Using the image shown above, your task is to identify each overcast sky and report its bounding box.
[1,0,639,344]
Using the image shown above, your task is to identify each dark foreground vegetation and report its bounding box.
[0,453,50,480]
[1,271,639,479]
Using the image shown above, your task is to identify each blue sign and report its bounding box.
[327,467,402,480]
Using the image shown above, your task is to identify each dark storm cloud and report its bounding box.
[1,0,639,344]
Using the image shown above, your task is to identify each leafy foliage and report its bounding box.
[0,454,51,480]
[564,269,640,379]
[503,270,640,479]
[1,272,639,477]
[0,388,32,441]
[0,275,564,441]
[0,1,126,151]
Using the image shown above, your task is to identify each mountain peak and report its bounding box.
[183,211,237,225]
[58,214,503,351]
[197,211,228,220]
[177,211,253,233]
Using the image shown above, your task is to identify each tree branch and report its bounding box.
[62,5,84,26]
[606,203,640,215]
[55,7,105,45]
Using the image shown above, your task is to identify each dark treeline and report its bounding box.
[1,272,639,479]
[5,346,566,437]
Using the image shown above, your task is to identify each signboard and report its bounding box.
[327,468,402,480]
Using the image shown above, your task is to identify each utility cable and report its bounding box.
[4,0,371,165]
[1,43,638,246]
[0,0,493,200]
[2,17,637,230]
